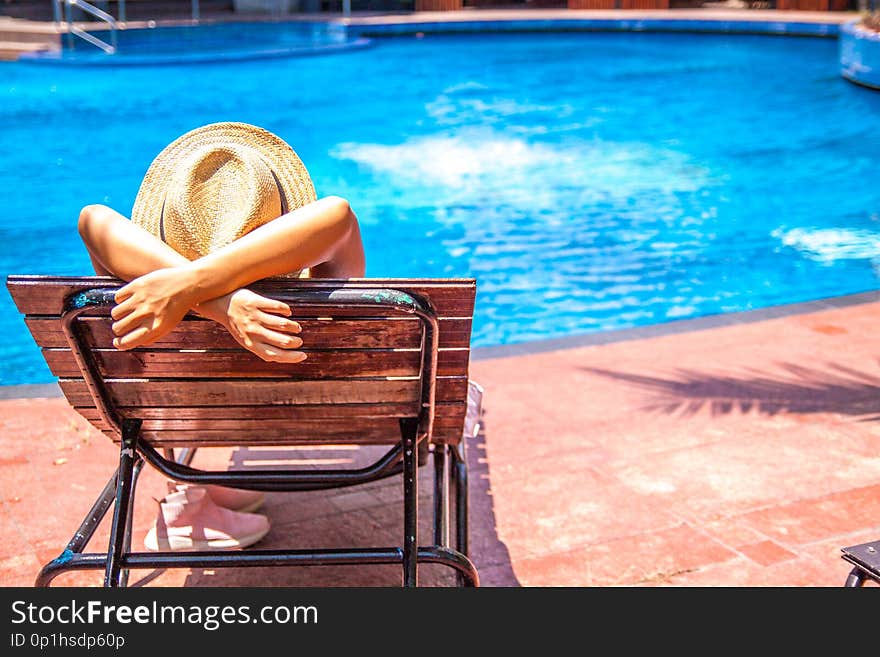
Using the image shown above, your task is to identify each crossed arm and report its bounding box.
[78,196,366,362]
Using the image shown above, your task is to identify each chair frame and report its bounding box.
[29,283,479,588]
[841,540,880,588]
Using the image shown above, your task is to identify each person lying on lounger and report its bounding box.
[77,122,365,552]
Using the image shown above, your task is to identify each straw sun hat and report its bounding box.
[131,122,316,261]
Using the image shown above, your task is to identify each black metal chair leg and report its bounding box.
[450,442,469,587]
[433,444,449,548]
[34,436,481,588]
[104,419,142,588]
[35,470,119,587]
[119,457,144,588]
[845,567,867,587]
[401,419,419,587]
[451,442,469,558]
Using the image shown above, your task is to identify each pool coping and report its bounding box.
[342,9,851,38]
[18,8,856,35]
[3,289,878,399]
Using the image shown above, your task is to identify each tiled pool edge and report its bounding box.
[2,290,878,398]
[840,20,880,89]
[0,383,62,400]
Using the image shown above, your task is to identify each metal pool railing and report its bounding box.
[51,0,349,26]
[51,0,205,54]
[62,0,118,54]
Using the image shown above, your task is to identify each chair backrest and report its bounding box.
[6,275,476,449]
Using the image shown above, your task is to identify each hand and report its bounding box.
[219,289,306,363]
[111,267,200,350]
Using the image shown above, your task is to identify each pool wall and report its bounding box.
[840,20,880,89]
[345,17,842,39]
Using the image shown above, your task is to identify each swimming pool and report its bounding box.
[2,25,880,385]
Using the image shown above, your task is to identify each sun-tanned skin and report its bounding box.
[77,195,366,362]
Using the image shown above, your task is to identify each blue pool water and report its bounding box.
[2,26,880,385]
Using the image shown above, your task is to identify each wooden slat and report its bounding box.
[7,277,477,317]
[42,346,470,379]
[100,421,465,446]
[25,316,473,350]
[29,303,469,320]
[90,413,464,434]
[128,415,463,432]
[76,401,465,421]
[79,402,468,445]
[31,317,424,350]
[58,376,469,407]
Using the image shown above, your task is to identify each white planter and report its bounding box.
[840,20,880,90]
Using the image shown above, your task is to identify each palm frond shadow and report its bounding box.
[584,361,880,421]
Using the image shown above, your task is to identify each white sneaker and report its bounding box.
[144,486,270,552]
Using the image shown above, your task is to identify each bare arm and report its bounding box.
[80,204,234,322]
[193,194,365,286]
[108,195,364,350]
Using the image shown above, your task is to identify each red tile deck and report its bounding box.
[2,299,880,587]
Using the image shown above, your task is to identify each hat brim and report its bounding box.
[130,122,317,244]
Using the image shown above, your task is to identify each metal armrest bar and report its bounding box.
[138,439,405,492]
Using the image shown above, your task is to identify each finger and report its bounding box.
[256,311,301,333]
[110,297,136,321]
[257,329,304,350]
[119,321,166,350]
[112,325,150,350]
[257,298,292,316]
[251,341,307,364]
[114,283,134,304]
[111,312,146,337]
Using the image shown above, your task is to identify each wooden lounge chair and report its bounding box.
[6,274,480,587]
